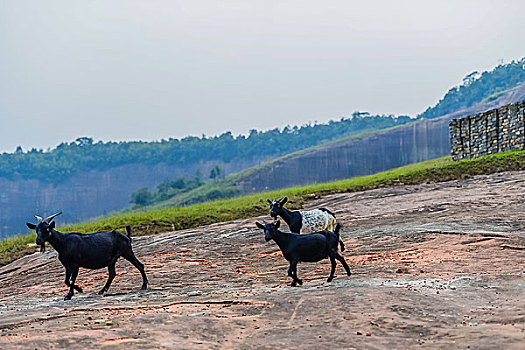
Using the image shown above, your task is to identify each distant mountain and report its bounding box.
[145,83,525,209]
[127,59,525,209]
[2,58,525,238]
[419,58,525,119]
[0,113,412,238]
[3,58,524,186]
[0,113,411,184]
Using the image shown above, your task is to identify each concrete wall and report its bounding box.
[239,117,451,194]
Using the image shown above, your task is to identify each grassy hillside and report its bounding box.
[128,59,525,209]
[3,149,525,266]
[0,113,411,184]
[137,124,420,210]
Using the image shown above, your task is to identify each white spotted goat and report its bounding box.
[268,197,344,251]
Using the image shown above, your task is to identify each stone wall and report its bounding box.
[449,101,525,160]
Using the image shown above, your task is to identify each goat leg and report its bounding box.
[339,239,345,252]
[288,261,302,287]
[327,256,337,282]
[293,264,303,286]
[288,263,296,286]
[63,272,75,300]
[99,263,116,295]
[64,268,71,288]
[63,268,77,300]
[123,252,148,290]
[335,253,351,276]
[70,267,83,293]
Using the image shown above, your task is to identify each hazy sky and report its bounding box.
[1,0,524,153]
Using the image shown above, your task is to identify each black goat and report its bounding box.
[268,197,345,251]
[255,220,351,286]
[26,212,148,300]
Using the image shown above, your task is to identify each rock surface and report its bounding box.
[1,171,524,349]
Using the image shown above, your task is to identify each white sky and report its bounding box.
[1,0,524,152]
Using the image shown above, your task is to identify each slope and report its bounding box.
[1,169,524,348]
[145,83,525,209]
[4,149,525,267]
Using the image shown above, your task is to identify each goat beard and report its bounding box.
[39,243,46,253]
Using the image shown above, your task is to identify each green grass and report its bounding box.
[0,232,37,266]
[3,149,525,266]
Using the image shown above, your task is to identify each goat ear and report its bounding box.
[267,199,272,204]
[281,197,288,205]
[26,222,36,230]
[256,222,265,229]
[275,220,280,228]
[49,221,56,229]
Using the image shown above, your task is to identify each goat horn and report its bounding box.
[277,197,283,202]
[44,211,62,223]
[34,215,43,223]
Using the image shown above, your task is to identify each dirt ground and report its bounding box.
[0,171,524,349]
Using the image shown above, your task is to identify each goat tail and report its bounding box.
[334,223,341,236]
[319,207,336,218]
[126,225,132,242]
[334,224,345,252]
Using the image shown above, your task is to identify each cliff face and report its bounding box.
[236,86,525,195]
[0,158,261,237]
[239,117,451,193]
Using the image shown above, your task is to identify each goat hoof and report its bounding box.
[64,293,73,301]
[76,286,83,293]
[297,279,303,285]
[327,278,333,283]
[98,289,106,295]
[291,281,297,287]
[141,284,148,290]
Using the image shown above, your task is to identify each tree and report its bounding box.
[75,137,94,147]
[171,177,187,190]
[157,179,172,193]
[352,111,370,119]
[209,165,221,179]
[131,188,152,206]
[195,170,202,183]
[462,71,479,86]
